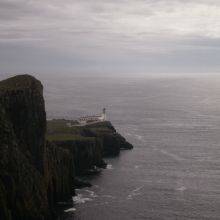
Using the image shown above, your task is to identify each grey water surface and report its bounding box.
[43,74,220,220]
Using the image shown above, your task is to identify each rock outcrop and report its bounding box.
[0,75,74,219]
[0,75,46,172]
[54,138,106,176]
[0,74,133,220]
[47,120,133,173]
[45,141,75,208]
[84,121,133,156]
[0,81,48,219]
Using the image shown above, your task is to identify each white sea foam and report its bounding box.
[176,186,186,192]
[64,207,76,213]
[135,134,143,141]
[106,164,113,170]
[72,194,92,204]
[85,189,98,198]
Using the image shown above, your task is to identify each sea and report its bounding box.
[30,73,220,219]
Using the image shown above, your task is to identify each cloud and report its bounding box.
[0,0,220,74]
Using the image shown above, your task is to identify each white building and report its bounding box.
[77,108,107,125]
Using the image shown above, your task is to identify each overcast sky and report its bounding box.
[0,0,220,75]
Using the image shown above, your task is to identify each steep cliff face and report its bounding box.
[0,75,74,219]
[54,138,106,175]
[0,102,48,220]
[45,141,75,208]
[0,75,46,172]
[84,121,133,156]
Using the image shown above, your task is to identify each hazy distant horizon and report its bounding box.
[1,0,220,74]
[1,72,220,83]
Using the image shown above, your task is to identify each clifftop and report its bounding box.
[0,74,43,94]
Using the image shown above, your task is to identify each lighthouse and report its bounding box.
[77,108,107,125]
[101,108,107,121]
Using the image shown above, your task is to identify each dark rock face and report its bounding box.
[0,102,48,220]
[84,121,133,156]
[0,75,74,219]
[74,178,92,188]
[54,138,106,176]
[45,141,75,207]
[0,75,46,172]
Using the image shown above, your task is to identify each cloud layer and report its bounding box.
[0,0,220,74]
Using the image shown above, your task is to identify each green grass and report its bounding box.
[47,119,81,135]
[47,134,95,142]
[46,119,113,142]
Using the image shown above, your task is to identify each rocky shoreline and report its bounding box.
[0,74,133,220]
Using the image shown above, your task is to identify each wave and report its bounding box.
[134,165,142,169]
[106,164,113,170]
[72,194,93,204]
[85,189,98,198]
[127,185,144,200]
[64,207,76,213]
[159,149,184,161]
[176,186,186,192]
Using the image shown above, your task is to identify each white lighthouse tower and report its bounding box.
[101,108,107,121]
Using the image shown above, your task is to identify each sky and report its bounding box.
[0,0,220,75]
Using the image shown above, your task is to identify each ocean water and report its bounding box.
[42,74,220,220]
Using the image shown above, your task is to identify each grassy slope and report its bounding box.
[46,119,114,142]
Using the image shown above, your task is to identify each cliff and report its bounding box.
[47,120,133,161]
[0,74,133,219]
[0,102,48,219]
[0,75,46,172]
[0,75,74,219]
[84,121,133,156]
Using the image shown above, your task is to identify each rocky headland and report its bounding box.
[0,74,133,220]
